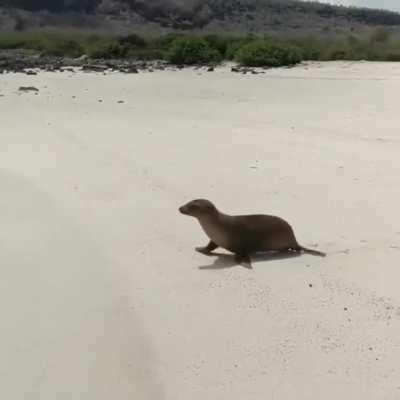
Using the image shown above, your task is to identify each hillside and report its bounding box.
[1,0,400,36]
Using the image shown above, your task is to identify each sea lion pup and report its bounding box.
[179,199,326,268]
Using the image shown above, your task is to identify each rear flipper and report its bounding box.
[235,254,253,269]
[297,246,326,257]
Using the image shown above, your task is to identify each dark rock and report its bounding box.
[207,66,215,72]
[18,86,39,92]
[45,65,60,72]
[231,66,240,73]
[82,64,108,72]
[125,66,139,73]
[104,61,116,69]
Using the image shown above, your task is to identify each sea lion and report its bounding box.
[179,199,326,268]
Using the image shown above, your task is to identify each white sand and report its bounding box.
[1,61,400,399]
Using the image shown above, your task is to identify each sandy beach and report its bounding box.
[1,61,400,399]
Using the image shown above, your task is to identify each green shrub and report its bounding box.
[236,40,303,67]
[225,38,253,60]
[42,39,84,57]
[203,34,232,56]
[166,37,222,64]
[0,33,84,57]
[88,42,128,59]
[321,42,353,60]
[1,31,400,64]
[0,35,27,49]
[290,37,323,60]
[154,33,184,50]
[0,32,48,51]
[118,33,147,48]
[385,52,400,61]
[370,27,391,44]
[328,48,350,60]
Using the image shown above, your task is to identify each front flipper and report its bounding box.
[196,241,218,255]
[235,254,252,269]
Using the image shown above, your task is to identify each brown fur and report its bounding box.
[179,199,326,268]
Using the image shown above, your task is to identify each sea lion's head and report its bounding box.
[179,199,218,219]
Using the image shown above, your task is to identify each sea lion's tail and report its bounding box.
[298,246,326,257]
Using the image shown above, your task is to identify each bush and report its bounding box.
[42,39,84,57]
[0,33,84,57]
[166,37,222,64]
[290,37,323,60]
[225,38,253,60]
[155,33,184,49]
[385,52,400,61]
[88,42,128,59]
[370,27,391,44]
[118,33,147,48]
[203,34,231,56]
[236,40,303,67]
[0,35,27,49]
[1,31,400,64]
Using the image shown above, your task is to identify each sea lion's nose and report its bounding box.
[179,206,190,215]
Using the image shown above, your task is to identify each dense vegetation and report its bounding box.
[1,0,400,37]
[1,30,400,65]
[166,36,221,64]
[0,0,97,13]
[236,40,302,67]
[1,1,400,28]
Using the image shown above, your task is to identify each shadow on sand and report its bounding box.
[198,251,302,270]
